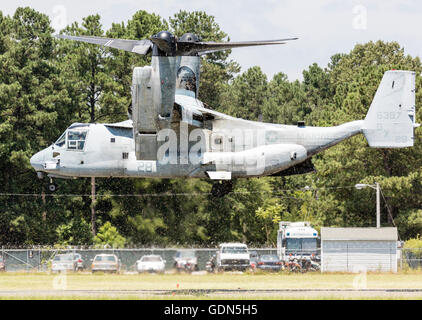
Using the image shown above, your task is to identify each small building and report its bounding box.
[321,227,398,273]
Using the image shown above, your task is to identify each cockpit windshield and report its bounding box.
[55,132,66,147]
[67,130,87,150]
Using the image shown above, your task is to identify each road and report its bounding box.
[1,288,422,299]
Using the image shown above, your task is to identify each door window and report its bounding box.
[67,130,87,151]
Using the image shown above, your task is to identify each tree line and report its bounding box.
[1,7,421,247]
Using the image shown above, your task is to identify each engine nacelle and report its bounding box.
[132,56,178,160]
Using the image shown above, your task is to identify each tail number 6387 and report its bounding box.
[377,112,401,120]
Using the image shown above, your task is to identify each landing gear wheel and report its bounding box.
[211,180,233,197]
[49,183,58,192]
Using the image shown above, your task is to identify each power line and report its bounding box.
[0,185,362,198]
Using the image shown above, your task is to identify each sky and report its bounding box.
[2,0,422,81]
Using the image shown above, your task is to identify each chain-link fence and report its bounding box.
[0,247,420,273]
[399,248,422,270]
[0,247,278,272]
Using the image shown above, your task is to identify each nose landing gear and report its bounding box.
[48,178,58,193]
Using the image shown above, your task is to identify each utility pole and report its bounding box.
[376,182,380,229]
[355,182,381,229]
[91,177,96,236]
[41,185,46,221]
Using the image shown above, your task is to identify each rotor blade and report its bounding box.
[55,34,152,55]
[179,38,298,55]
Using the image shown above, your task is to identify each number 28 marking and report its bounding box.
[138,162,154,172]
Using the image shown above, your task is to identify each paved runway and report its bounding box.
[1,288,422,299]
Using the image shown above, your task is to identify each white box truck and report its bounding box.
[277,221,319,261]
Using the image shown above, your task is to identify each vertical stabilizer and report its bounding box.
[363,70,418,148]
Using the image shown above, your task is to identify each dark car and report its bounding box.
[256,254,283,272]
[173,250,198,272]
[73,253,85,271]
[249,251,259,270]
[205,254,217,273]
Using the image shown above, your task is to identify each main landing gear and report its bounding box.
[211,180,233,198]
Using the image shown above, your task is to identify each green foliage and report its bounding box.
[93,221,126,248]
[403,236,422,261]
[1,8,422,247]
[56,219,92,246]
[263,72,310,124]
[397,210,422,240]
[219,66,268,120]
[256,200,285,245]
[58,14,128,123]
[404,236,422,249]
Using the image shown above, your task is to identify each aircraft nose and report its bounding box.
[30,150,45,170]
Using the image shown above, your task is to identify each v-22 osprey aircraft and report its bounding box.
[30,31,419,196]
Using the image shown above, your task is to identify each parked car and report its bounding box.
[136,255,166,273]
[216,243,250,271]
[256,254,283,272]
[205,254,217,273]
[73,253,85,271]
[285,255,302,272]
[173,250,198,272]
[300,256,320,272]
[91,254,121,273]
[51,253,80,272]
[249,251,259,270]
[0,256,5,272]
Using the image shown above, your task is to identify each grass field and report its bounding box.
[0,271,421,299]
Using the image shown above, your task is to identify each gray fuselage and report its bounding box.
[30,93,364,180]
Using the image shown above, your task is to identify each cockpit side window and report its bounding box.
[55,132,66,147]
[67,130,87,151]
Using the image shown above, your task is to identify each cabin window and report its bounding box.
[67,130,87,151]
[55,132,66,147]
[122,152,129,160]
[105,126,133,139]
